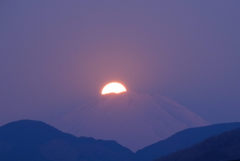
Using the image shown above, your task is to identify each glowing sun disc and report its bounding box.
[101,82,127,95]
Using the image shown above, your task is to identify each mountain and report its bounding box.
[157,128,240,161]
[1,120,240,161]
[136,122,240,161]
[58,92,207,150]
[0,120,134,161]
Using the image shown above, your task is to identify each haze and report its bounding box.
[0,0,240,149]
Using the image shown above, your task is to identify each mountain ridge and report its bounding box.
[135,122,240,161]
[0,119,134,161]
[157,127,240,161]
[60,93,207,150]
[1,120,240,161]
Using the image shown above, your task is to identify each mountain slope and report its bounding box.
[60,93,207,150]
[157,128,240,161]
[136,122,240,161]
[0,120,134,161]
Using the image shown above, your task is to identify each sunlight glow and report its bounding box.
[101,82,127,95]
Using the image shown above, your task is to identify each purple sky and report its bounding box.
[0,0,240,135]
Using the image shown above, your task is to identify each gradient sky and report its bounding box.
[0,0,240,128]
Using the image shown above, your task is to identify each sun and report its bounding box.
[101,82,127,95]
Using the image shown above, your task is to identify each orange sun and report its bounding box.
[101,82,127,95]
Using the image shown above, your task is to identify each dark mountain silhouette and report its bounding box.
[0,120,134,161]
[1,120,240,161]
[157,128,240,161]
[136,122,240,161]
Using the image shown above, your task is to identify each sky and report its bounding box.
[0,0,240,138]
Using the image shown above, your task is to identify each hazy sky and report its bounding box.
[1,0,240,127]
